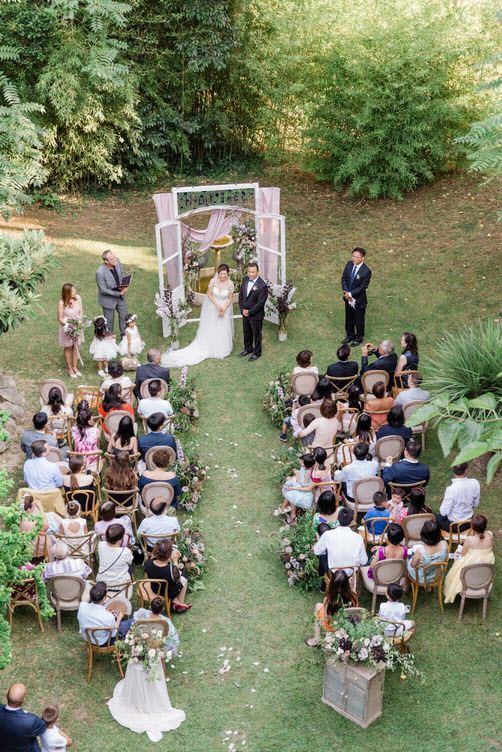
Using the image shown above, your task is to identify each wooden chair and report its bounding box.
[32,532,49,561]
[105,411,138,437]
[388,480,427,504]
[104,451,140,471]
[39,378,73,409]
[290,371,318,397]
[66,449,104,475]
[312,480,342,504]
[360,371,389,402]
[104,580,134,615]
[84,627,124,682]
[138,531,179,560]
[46,415,72,447]
[139,378,170,399]
[401,512,435,547]
[364,408,390,431]
[337,441,356,467]
[136,578,171,617]
[402,400,429,451]
[74,386,101,412]
[47,575,85,630]
[325,374,359,400]
[346,476,385,515]
[458,564,495,620]
[325,565,360,596]
[375,616,415,653]
[338,407,360,436]
[54,532,97,571]
[440,519,473,551]
[8,579,44,632]
[140,482,174,517]
[344,606,370,619]
[144,445,176,471]
[295,403,322,428]
[374,436,405,466]
[101,488,139,531]
[134,618,169,638]
[360,516,390,548]
[140,413,177,435]
[63,488,99,524]
[45,446,65,465]
[408,560,448,614]
[392,370,419,398]
[361,558,406,614]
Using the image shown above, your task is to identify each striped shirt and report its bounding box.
[43,558,91,581]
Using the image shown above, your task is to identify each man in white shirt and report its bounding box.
[137,497,180,548]
[137,379,173,432]
[334,442,379,500]
[23,440,63,491]
[437,462,480,531]
[313,508,367,574]
[77,582,122,646]
[394,372,430,406]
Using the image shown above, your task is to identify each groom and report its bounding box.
[238,261,269,361]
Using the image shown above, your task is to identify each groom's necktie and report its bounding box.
[350,265,358,289]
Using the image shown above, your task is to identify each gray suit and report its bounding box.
[96,261,128,337]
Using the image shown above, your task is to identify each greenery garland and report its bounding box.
[263,370,291,427]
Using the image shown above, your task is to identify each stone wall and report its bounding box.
[0,372,25,454]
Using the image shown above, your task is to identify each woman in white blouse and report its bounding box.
[292,349,319,375]
[97,523,133,591]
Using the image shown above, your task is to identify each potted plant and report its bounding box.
[265,283,297,341]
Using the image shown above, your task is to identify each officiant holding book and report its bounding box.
[96,250,130,338]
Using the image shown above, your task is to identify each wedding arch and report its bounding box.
[153,183,286,336]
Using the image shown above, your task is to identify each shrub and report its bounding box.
[279,514,321,591]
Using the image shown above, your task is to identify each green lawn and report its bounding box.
[1,170,501,752]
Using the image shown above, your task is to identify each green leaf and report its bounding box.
[486,452,502,484]
[457,419,482,448]
[405,403,441,427]
[468,393,498,411]
[437,420,460,456]
[451,442,490,465]
[487,429,502,452]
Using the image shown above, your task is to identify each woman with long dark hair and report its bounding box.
[107,415,138,456]
[57,282,85,378]
[305,570,358,646]
[397,332,419,376]
[98,383,134,435]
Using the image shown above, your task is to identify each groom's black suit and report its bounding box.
[239,276,269,357]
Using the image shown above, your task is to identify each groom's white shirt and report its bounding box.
[246,277,259,297]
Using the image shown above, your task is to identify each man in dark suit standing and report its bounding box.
[238,261,269,361]
[134,348,170,398]
[0,683,46,752]
[340,247,372,346]
[326,344,359,390]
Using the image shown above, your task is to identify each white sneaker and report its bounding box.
[97,369,106,378]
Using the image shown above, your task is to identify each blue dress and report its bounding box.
[282,467,313,511]
[407,542,448,584]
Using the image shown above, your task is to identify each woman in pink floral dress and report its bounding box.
[57,283,85,378]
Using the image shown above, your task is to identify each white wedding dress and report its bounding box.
[162,279,234,367]
[108,661,185,742]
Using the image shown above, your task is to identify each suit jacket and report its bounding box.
[138,432,177,461]
[0,705,46,752]
[96,260,125,310]
[238,276,269,321]
[341,261,372,309]
[326,360,359,389]
[360,351,398,385]
[382,459,430,487]
[134,363,171,398]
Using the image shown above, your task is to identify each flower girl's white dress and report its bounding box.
[89,335,118,361]
[118,325,145,356]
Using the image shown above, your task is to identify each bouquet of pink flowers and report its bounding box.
[63,317,90,339]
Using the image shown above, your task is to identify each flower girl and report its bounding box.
[89,316,118,377]
[118,313,145,358]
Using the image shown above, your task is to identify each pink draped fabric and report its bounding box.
[184,209,235,252]
[257,187,281,283]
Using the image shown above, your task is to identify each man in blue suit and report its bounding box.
[0,683,46,751]
[382,440,430,492]
[138,412,177,461]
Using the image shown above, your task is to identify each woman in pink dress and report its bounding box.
[57,283,85,378]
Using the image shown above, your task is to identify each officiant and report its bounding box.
[96,250,129,338]
[340,247,372,346]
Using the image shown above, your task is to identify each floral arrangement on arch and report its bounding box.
[154,286,191,346]
[230,220,256,291]
[169,367,199,432]
[116,624,172,680]
[324,612,422,680]
[263,371,291,427]
[177,518,206,590]
[279,514,322,591]
[181,236,208,302]
[265,283,297,336]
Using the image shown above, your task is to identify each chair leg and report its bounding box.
[371,589,377,615]
[482,595,488,620]
[36,607,44,633]
[116,654,124,678]
[437,582,444,615]
[56,606,61,631]
[87,646,93,683]
[458,594,465,621]
[411,582,418,614]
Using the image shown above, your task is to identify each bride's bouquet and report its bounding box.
[116,625,172,680]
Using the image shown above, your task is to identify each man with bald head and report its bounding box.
[0,683,46,751]
[134,348,170,399]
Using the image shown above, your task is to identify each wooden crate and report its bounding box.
[322,658,385,728]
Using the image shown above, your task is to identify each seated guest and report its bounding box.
[334,442,379,501]
[299,413,316,447]
[138,448,181,508]
[326,343,359,390]
[436,462,480,532]
[137,379,174,429]
[62,455,96,515]
[305,570,358,646]
[106,415,138,456]
[382,439,430,488]
[360,340,398,384]
[104,450,138,499]
[394,372,430,406]
[397,332,419,375]
[100,360,134,403]
[137,497,180,547]
[19,494,62,557]
[43,540,92,582]
[138,412,177,460]
[71,408,100,471]
[134,348,170,399]
[401,487,432,520]
[406,520,448,584]
[118,596,180,656]
[311,376,333,402]
[311,447,332,501]
[23,440,63,491]
[0,683,47,750]
[340,384,363,413]
[278,394,311,443]
[97,524,133,590]
[99,384,134,435]
[41,704,72,752]
[59,501,88,539]
[366,381,394,429]
[377,584,414,636]
[313,491,341,534]
[292,349,319,375]
[77,582,123,645]
[94,501,135,546]
[298,398,341,462]
[144,539,191,613]
[388,487,407,523]
[362,491,391,536]
[279,453,316,522]
[313,507,367,575]
[40,386,73,434]
[20,412,58,459]
[366,523,408,579]
[375,405,412,443]
[444,514,495,603]
[350,413,376,455]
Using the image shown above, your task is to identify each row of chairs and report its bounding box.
[291,369,420,402]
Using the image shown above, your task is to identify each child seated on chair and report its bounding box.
[361,491,391,536]
[278,395,311,442]
[378,584,414,637]
[388,486,406,523]
[277,453,316,523]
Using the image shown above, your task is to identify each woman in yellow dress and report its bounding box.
[444,515,495,604]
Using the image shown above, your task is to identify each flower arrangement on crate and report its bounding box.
[169,368,199,432]
[265,283,297,340]
[323,612,421,680]
[279,514,322,591]
[174,452,207,512]
[177,518,206,590]
[231,221,256,291]
[116,624,172,680]
[264,371,291,427]
[155,287,191,348]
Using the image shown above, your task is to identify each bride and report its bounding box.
[162,263,235,367]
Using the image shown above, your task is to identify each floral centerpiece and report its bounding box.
[323,612,421,680]
[177,518,206,590]
[169,368,199,432]
[265,283,297,341]
[175,451,207,512]
[115,624,172,680]
[279,514,322,591]
[155,286,191,349]
[263,371,291,427]
[230,221,256,291]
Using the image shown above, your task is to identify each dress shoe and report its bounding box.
[351,339,363,346]
[239,349,252,357]
[248,354,260,361]
[341,337,352,344]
